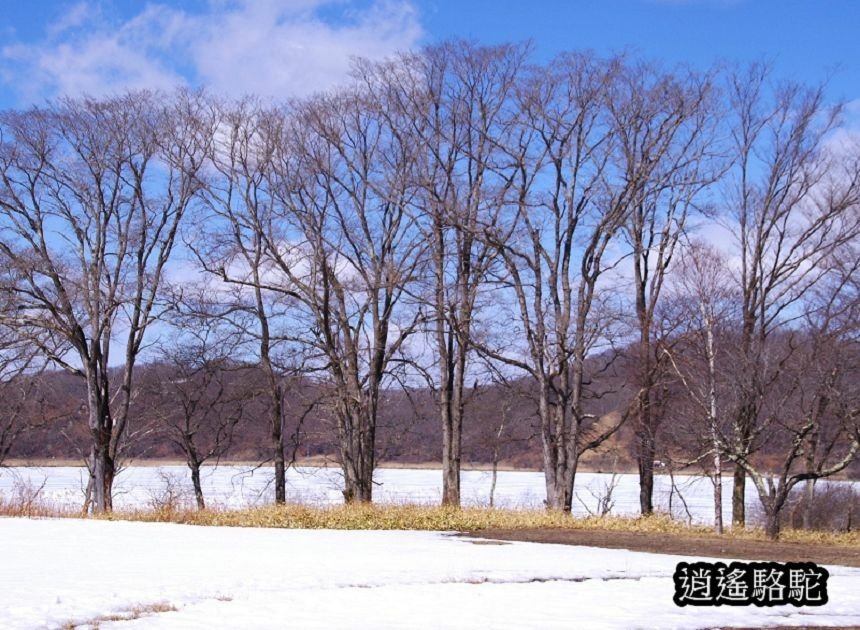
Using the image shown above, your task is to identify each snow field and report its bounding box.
[1,518,859,629]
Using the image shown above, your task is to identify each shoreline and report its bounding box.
[0,458,660,476]
[4,459,858,482]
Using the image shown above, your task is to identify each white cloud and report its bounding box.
[46,2,92,36]
[187,0,422,98]
[2,36,186,103]
[0,0,423,105]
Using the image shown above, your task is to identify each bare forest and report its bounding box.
[1,42,858,539]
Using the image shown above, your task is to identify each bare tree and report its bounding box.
[370,42,527,507]
[479,52,638,511]
[0,92,211,512]
[192,98,297,504]
[262,85,427,503]
[419,42,526,507]
[0,277,50,465]
[612,62,722,516]
[729,240,860,539]
[663,241,739,534]
[799,241,860,525]
[0,332,50,467]
[478,371,535,509]
[722,65,860,527]
[143,305,249,510]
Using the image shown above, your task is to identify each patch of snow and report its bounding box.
[1,518,858,629]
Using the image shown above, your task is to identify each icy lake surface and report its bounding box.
[3,464,854,524]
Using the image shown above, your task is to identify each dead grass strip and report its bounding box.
[3,497,858,548]
[60,601,177,629]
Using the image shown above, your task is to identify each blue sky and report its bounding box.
[1,0,858,109]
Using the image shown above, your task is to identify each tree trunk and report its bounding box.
[543,437,577,512]
[713,469,724,535]
[190,462,205,510]
[265,380,286,505]
[86,368,114,514]
[545,463,576,511]
[705,313,723,534]
[269,378,286,504]
[712,445,723,534]
[489,460,499,509]
[634,259,656,517]
[272,388,286,505]
[759,492,790,540]
[764,503,781,540]
[341,408,375,503]
[637,427,655,516]
[441,365,464,507]
[441,437,461,507]
[437,255,469,509]
[732,466,746,527]
[802,431,819,529]
[539,388,579,512]
[89,440,114,513]
[489,417,506,509]
[343,464,374,502]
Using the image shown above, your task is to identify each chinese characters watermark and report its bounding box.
[673,561,828,607]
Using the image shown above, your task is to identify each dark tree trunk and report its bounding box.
[441,422,461,507]
[637,428,656,516]
[634,247,656,517]
[89,440,114,513]
[268,377,286,504]
[255,274,286,505]
[762,491,789,541]
[271,388,286,505]
[544,461,577,512]
[764,507,781,540]
[541,396,579,512]
[636,338,656,516]
[441,342,465,507]
[732,467,746,527]
[341,406,376,503]
[190,463,205,510]
[86,365,114,513]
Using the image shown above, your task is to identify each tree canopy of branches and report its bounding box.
[721,65,860,527]
[403,41,527,507]
[0,91,212,512]
[0,44,858,534]
[143,304,250,510]
[613,63,721,516]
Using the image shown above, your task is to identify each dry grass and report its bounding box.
[88,503,859,547]
[60,601,177,629]
[0,475,79,518]
[102,502,704,534]
[2,476,858,548]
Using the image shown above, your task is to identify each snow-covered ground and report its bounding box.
[1,518,859,629]
[0,464,809,524]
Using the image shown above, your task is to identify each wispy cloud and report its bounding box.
[0,0,423,105]
[46,1,92,36]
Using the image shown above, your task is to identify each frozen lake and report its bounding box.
[0,463,806,524]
